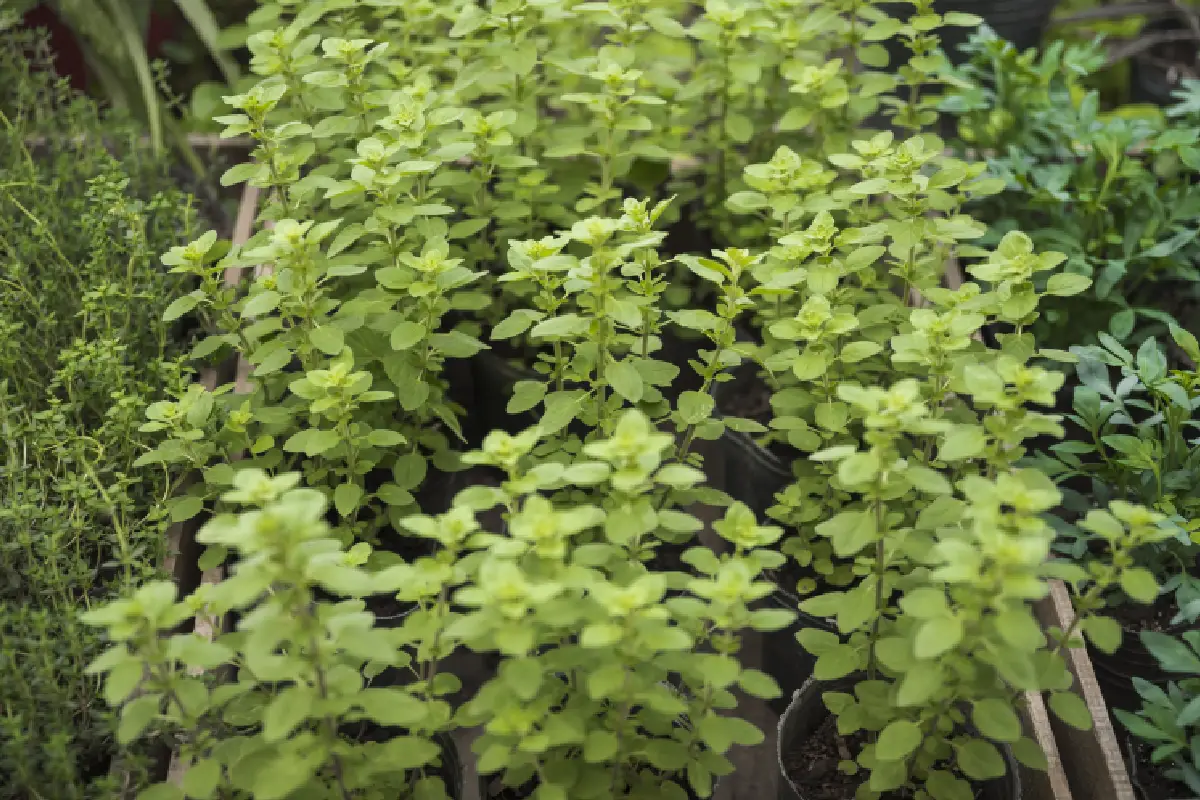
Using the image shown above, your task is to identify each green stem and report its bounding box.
[867,485,887,682]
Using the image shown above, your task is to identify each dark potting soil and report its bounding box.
[783,715,874,800]
[480,774,538,800]
[1110,596,1182,637]
[1126,734,1188,800]
[783,717,991,800]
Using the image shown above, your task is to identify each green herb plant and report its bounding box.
[0,28,199,799]
[1036,326,1200,612]
[1114,628,1200,797]
[941,26,1200,350]
[448,413,790,800]
[83,468,468,800]
[89,1,1135,799]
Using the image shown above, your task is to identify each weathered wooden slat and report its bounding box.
[1035,581,1137,800]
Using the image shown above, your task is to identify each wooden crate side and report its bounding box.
[1019,689,1075,800]
[1035,580,1136,800]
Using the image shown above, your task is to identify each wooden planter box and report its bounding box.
[1035,581,1137,800]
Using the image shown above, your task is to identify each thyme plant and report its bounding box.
[0,29,199,798]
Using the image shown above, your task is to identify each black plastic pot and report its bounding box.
[777,676,1022,800]
[469,351,540,441]
[711,360,795,519]
[941,0,1061,56]
[1129,16,1197,107]
[718,424,794,519]
[758,587,838,718]
[883,0,1061,66]
[1090,621,1199,712]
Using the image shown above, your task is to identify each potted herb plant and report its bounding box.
[0,25,208,795]
[84,469,466,800]
[1036,329,1200,713]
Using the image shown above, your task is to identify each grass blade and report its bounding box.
[172,0,239,85]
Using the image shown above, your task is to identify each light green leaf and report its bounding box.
[540,391,584,433]
[955,738,1006,780]
[391,321,426,351]
[252,754,314,799]
[163,294,200,322]
[334,483,363,517]
[972,699,1022,743]
[905,465,952,495]
[738,669,782,700]
[263,687,313,742]
[581,623,623,648]
[508,380,547,414]
[1141,632,1200,673]
[242,290,281,318]
[366,429,407,448]
[899,588,948,619]
[926,769,972,800]
[170,495,205,523]
[914,616,963,659]
[1045,273,1093,297]
[939,427,987,461]
[792,349,827,381]
[678,391,715,424]
[896,665,943,707]
[1120,567,1160,604]
[181,758,221,800]
[283,428,341,456]
[1010,736,1048,771]
[812,645,860,680]
[118,695,161,744]
[1082,615,1123,654]
[608,359,644,403]
[377,483,414,507]
[995,610,1046,651]
[492,310,544,340]
[531,314,588,338]
[875,720,923,762]
[137,785,185,800]
[837,451,879,486]
[1170,324,1200,363]
[1048,691,1093,730]
[697,713,764,753]
[310,326,344,356]
[839,341,882,363]
[816,510,876,556]
[726,191,769,212]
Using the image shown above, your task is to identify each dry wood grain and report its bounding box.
[1035,581,1137,800]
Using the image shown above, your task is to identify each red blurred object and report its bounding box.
[19,3,177,93]
[146,6,176,62]
[21,4,87,90]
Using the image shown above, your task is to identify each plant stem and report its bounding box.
[867,486,886,682]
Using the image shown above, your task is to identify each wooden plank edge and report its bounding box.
[1020,689,1076,800]
[165,182,261,788]
[1035,580,1136,800]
